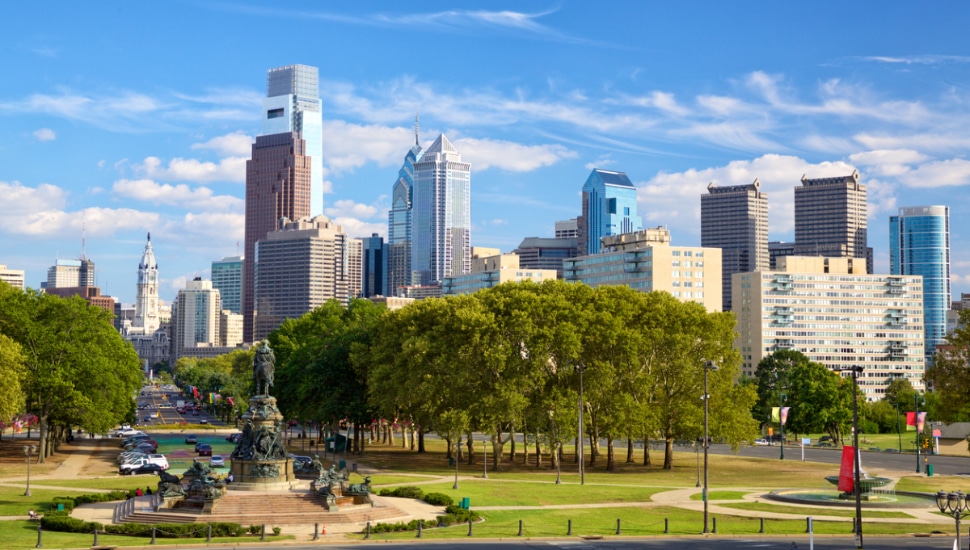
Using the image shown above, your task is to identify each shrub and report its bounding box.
[367,519,436,533]
[41,515,101,533]
[49,497,75,512]
[437,505,481,526]
[377,486,424,499]
[272,526,281,536]
[249,524,261,535]
[40,518,244,538]
[422,492,453,506]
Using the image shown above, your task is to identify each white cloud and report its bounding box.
[32,128,56,141]
[330,217,387,239]
[637,154,857,238]
[190,131,254,157]
[138,155,247,183]
[896,159,970,188]
[322,120,415,174]
[454,137,577,171]
[324,199,381,220]
[111,179,242,210]
[848,149,927,177]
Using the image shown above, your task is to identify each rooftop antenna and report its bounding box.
[80,215,87,261]
[414,111,420,147]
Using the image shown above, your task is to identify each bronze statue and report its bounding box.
[253,341,276,396]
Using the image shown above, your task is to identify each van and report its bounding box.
[119,454,169,472]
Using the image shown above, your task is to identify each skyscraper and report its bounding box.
[242,132,312,341]
[211,256,243,314]
[793,170,869,272]
[388,122,422,295]
[45,258,95,289]
[362,233,387,298]
[171,277,222,363]
[578,169,642,255]
[261,64,324,216]
[131,233,160,335]
[701,179,768,312]
[890,205,951,365]
[411,134,471,286]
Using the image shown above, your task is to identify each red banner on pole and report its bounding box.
[906,411,916,426]
[838,446,855,493]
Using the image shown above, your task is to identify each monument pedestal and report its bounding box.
[228,395,295,490]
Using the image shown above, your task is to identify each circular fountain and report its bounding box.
[767,473,935,508]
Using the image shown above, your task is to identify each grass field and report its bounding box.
[0,520,293,548]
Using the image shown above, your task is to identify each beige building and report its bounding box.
[563,227,723,312]
[171,278,222,363]
[0,264,25,290]
[442,253,557,295]
[794,170,870,272]
[254,215,361,340]
[220,310,244,347]
[368,295,416,311]
[733,256,925,400]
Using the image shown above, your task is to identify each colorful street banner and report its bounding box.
[906,411,916,431]
[208,393,214,404]
[838,445,855,493]
[771,407,779,422]
[917,411,927,434]
[780,407,790,426]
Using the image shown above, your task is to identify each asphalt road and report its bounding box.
[136,385,228,428]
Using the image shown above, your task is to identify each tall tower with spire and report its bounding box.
[132,233,160,334]
[387,115,423,295]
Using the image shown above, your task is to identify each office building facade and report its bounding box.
[555,218,579,239]
[362,233,387,298]
[411,134,471,286]
[171,277,222,363]
[388,126,423,295]
[0,264,25,290]
[578,169,642,256]
[701,179,769,312]
[513,237,578,278]
[563,228,723,312]
[242,132,312,341]
[794,170,870,272]
[890,205,951,365]
[733,256,925,400]
[211,256,243,314]
[45,258,95,289]
[253,216,359,340]
[262,64,324,217]
[442,253,557,296]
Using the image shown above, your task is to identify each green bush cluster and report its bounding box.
[367,519,437,533]
[378,486,424,499]
[422,492,453,506]
[74,491,129,505]
[49,497,75,512]
[39,516,245,538]
[437,505,481,526]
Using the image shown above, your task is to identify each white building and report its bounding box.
[171,277,222,363]
[442,253,557,295]
[0,264,25,290]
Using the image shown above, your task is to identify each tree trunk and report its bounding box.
[418,430,426,453]
[466,432,475,465]
[588,432,597,466]
[551,440,560,470]
[387,423,395,446]
[523,433,530,465]
[510,421,516,462]
[38,415,49,463]
[445,437,452,460]
[535,434,542,468]
[626,436,635,463]
[574,436,579,463]
[606,437,616,471]
[490,430,505,472]
[402,425,408,448]
[663,437,674,469]
[642,431,651,466]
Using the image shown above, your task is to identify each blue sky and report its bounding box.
[2,2,969,305]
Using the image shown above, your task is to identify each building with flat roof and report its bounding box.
[891,205,950,367]
[794,170,870,272]
[733,256,925,400]
[45,285,115,313]
[362,234,387,298]
[0,264,25,290]
[513,236,578,278]
[171,277,222,363]
[442,253,557,296]
[563,227,722,311]
[45,258,95,289]
[701,179,768,312]
[555,218,579,239]
[211,256,243,314]
[368,295,416,311]
[578,169,642,256]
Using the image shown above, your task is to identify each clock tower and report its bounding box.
[133,233,160,334]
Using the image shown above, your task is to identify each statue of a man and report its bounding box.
[253,341,276,396]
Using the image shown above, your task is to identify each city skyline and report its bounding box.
[1,3,970,304]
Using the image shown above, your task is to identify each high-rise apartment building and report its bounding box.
[387,124,423,295]
[890,205,951,365]
[171,277,222,363]
[733,256,924,400]
[794,170,870,272]
[0,264,25,290]
[442,253,557,296]
[578,169,642,255]
[563,227,723,312]
[411,134,471,286]
[253,216,360,340]
[131,234,160,335]
[362,234,387,298]
[261,64,324,217]
[242,132,312,341]
[45,258,95,289]
[211,256,243,314]
[701,179,768,312]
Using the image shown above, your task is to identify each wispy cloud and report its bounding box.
[32,128,56,141]
[851,55,970,65]
[137,155,246,183]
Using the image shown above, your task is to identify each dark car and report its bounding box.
[226,433,242,443]
[192,409,200,416]
[185,434,198,444]
[195,441,207,452]
[197,444,212,456]
[120,463,164,476]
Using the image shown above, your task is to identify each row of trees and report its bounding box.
[266,280,759,470]
[0,281,142,461]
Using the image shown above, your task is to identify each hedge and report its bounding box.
[40,516,245,538]
[378,486,424,499]
[422,492,453,506]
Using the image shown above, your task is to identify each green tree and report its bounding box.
[883,378,917,410]
[0,332,27,432]
[752,350,810,428]
[925,309,970,422]
[784,361,850,442]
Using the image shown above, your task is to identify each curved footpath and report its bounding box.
[0,437,950,542]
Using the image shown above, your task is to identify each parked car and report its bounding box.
[118,452,148,464]
[226,433,242,443]
[818,435,833,443]
[200,418,208,424]
[192,409,200,416]
[119,454,169,473]
[754,438,770,446]
[210,455,225,468]
[197,444,212,457]
[114,427,142,438]
[185,434,198,444]
[120,463,165,476]
[195,441,207,452]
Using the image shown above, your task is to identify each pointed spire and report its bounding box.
[147,232,151,243]
[414,111,420,147]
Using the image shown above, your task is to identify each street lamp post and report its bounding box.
[23,445,37,496]
[894,401,902,453]
[915,394,923,474]
[575,363,588,486]
[694,442,701,488]
[702,360,718,534]
[775,371,787,460]
[846,365,864,549]
[453,438,460,490]
[936,491,970,550]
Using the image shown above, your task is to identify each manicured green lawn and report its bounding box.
[394,479,665,506]
[690,490,748,501]
[718,501,915,519]
[0,520,292,548]
[895,476,970,493]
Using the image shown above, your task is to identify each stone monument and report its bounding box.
[228,341,296,489]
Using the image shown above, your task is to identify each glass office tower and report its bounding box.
[262,65,324,217]
[578,169,642,255]
[890,205,950,366]
[387,124,422,295]
[211,256,243,314]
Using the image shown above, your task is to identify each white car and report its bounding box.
[754,438,770,446]
[210,455,225,468]
[119,454,169,472]
[115,427,143,438]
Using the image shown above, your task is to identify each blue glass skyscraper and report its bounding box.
[262,65,325,217]
[362,233,387,298]
[387,121,422,295]
[411,134,471,285]
[579,169,642,255]
[890,205,950,366]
